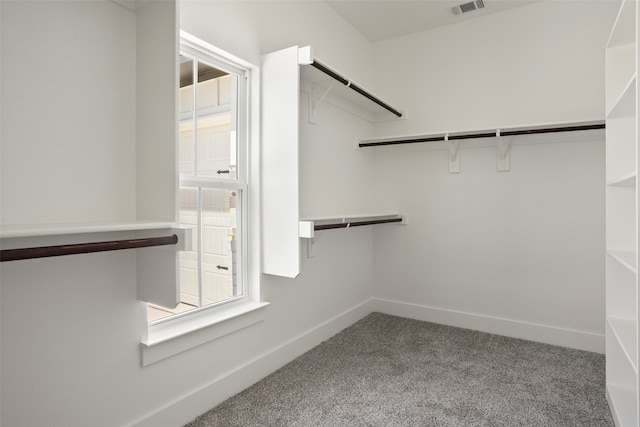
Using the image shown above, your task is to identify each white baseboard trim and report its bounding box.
[373,297,605,354]
[131,298,374,427]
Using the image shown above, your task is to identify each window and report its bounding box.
[147,34,253,324]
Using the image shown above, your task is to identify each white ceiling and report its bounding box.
[326,0,540,42]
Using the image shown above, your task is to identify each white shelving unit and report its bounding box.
[605,1,639,425]
[261,45,404,278]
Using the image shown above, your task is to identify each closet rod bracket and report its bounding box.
[447,134,461,173]
[496,130,511,172]
[309,81,336,124]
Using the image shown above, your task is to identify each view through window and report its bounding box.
[148,51,247,322]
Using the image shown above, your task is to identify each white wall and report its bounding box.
[1,1,137,225]
[372,1,617,135]
[180,1,374,89]
[370,1,618,351]
[1,1,378,426]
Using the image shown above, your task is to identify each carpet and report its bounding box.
[185,313,613,426]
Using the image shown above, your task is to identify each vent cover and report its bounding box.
[451,0,485,15]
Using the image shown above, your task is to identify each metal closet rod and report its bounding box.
[310,61,403,118]
[314,217,403,231]
[358,122,606,148]
[0,234,178,262]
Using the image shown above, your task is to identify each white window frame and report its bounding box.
[141,32,265,366]
[173,41,248,315]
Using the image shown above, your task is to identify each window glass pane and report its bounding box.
[201,188,240,305]
[178,56,195,176]
[178,59,238,178]
[196,63,238,179]
[151,186,241,322]
[178,187,199,308]
[196,111,232,178]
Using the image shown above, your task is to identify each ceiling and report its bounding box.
[326,0,540,42]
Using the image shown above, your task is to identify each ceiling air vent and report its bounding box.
[451,0,485,15]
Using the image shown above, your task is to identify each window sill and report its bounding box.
[141,300,270,366]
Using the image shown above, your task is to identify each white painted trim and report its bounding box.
[142,301,271,366]
[0,221,179,239]
[130,298,374,427]
[373,298,605,354]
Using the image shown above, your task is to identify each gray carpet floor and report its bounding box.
[185,313,613,426]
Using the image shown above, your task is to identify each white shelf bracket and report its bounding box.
[496,130,511,172]
[299,220,317,258]
[306,237,314,258]
[306,234,323,258]
[447,134,460,173]
[308,81,336,124]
